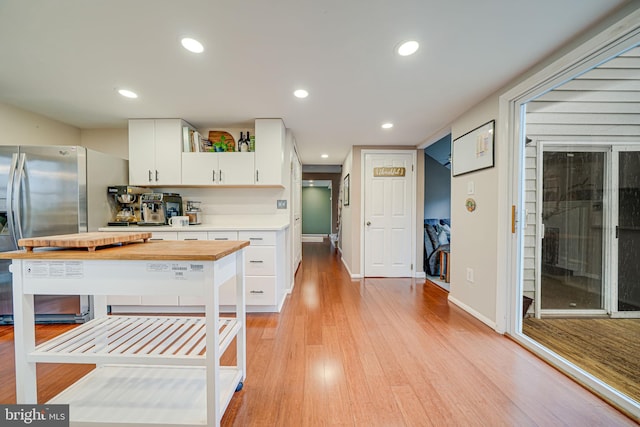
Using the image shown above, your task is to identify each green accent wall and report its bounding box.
[302,187,331,234]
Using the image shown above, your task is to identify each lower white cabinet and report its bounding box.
[107,229,286,313]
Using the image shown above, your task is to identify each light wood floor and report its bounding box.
[0,241,637,426]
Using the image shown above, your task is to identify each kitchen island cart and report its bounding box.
[2,238,249,427]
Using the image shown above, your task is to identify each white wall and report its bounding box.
[448,97,499,327]
[81,128,128,159]
[340,149,354,275]
[0,102,80,146]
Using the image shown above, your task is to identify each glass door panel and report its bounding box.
[541,151,605,310]
[617,151,640,312]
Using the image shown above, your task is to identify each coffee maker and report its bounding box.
[107,186,149,226]
[139,193,183,225]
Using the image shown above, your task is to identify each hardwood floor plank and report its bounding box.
[1,241,636,426]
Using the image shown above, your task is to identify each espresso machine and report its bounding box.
[107,186,149,226]
[139,193,183,225]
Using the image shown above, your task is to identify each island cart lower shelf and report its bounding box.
[48,365,242,427]
[1,238,249,427]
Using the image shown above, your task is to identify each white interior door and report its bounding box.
[364,152,414,277]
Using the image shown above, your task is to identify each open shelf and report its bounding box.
[48,364,243,427]
[29,316,240,366]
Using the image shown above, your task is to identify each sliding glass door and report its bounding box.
[540,150,606,313]
[614,148,640,315]
[538,146,640,317]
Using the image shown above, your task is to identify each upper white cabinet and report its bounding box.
[255,119,285,186]
[182,152,255,185]
[129,118,287,187]
[129,119,191,186]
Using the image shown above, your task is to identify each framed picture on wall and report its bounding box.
[452,119,495,177]
[343,174,350,206]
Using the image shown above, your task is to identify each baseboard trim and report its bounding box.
[302,234,326,242]
[415,271,426,279]
[447,295,498,331]
[340,256,362,279]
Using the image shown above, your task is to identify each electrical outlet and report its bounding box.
[466,268,474,282]
[276,199,287,209]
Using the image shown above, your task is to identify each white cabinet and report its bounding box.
[106,229,287,313]
[255,119,285,186]
[129,118,288,187]
[148,231,178,241]
[238,231,282,308]
[182,152,255,185]
[208,231,239,241]
[129,119,190,186]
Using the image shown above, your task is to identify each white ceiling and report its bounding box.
[0,1,629,164]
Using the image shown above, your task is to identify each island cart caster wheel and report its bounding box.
[235,381,244,392]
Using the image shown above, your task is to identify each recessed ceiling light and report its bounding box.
[118,89,138,99]
[181,37,204,53]
[321,154,329,158]
[294,89,309,98]
[397,40,419,56]
[382,123,393,129]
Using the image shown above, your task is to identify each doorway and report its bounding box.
[301,183,332,241]
[363,151,415,277]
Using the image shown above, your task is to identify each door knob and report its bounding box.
[366,221,371,226]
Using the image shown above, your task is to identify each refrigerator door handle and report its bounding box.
[6,153,19,248]
[12,153,26,244]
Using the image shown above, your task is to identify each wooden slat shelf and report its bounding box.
[29,316,240,366]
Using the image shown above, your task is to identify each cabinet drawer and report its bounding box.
[207,231,239,241]
[246,276,277,305]
[178,231,208,240]
[244,246,275,275]
[149,231,178,241]
[218,276,277,306]
[238,231,276,246]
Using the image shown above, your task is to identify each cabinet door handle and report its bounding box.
[214,238,229,240]
[212,170,216,182]
[150,238,164,241]
[148,170,153,182]
[256,170,259,182]
[249,290,264,294]
[249,260,264,263]
[219,170,223,183]
[249,237,263,241]
[183,238,199,241]
[155,170,159,181]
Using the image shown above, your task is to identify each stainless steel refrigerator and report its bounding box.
[0,145,128,324]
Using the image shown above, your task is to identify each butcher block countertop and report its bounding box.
[0,239,250,261]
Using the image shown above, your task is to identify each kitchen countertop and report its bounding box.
[0,239,250,261]
[98,215,290,232]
